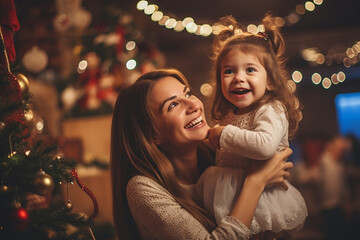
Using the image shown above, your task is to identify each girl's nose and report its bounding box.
[234,71,245,83]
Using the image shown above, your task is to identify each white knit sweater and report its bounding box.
[127,175,252,240]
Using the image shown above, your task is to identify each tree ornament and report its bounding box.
[15,73,30,94]
[0,122,5,131]
[8,204,30,232]
[34,170,54,196]
[22,46,48,73]
[72,169,98,220]
[66,200,73,210]
[0,184,8,193]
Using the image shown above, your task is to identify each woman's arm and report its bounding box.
[230,148,293,227]
[127,175,252,240]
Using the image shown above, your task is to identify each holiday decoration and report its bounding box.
[9,205,30,232]
[61,5,166,118]
[15,73,30,94]
[22,46,49,74]
[0,1,99,239]
[34,170,55,196]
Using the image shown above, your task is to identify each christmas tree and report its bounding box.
[0,1,98,239]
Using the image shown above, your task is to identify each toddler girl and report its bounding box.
[196,14,308,237]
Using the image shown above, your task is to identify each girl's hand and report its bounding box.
[208,126,225,150]
[247,148,293,191]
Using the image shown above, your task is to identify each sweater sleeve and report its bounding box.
[220,102,288,160]
[127,175,252,240]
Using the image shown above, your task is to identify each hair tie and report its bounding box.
[258,32,273,48]
[258,32,269,41]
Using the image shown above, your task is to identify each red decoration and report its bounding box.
[9,207,30,231]
[0,0,20,64]
[72,169,98,221]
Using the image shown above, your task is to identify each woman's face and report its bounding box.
[148,76,209,149]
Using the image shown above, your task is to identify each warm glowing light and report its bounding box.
[200,83,213,97]
[296,4,306,15]
[36,120,44,131]
[337,71,346,82]
[331,73,339,84]
[257,24,265,33]
[144,4,157,15]
[182,17,194,27]
[212,25,223,35]
[312,73,322,84]
[200,24,212,36]
[292,71,303,83]
[158,16,169,26]
[165,18,177,29]
[78,60,88,71]
[24,110,34,121]
[126,41,136,51]
[305,1,315,11]
[316,54,325,64]
[25,150,31,156]
[287,13,300,24]
[126,59,137,70]
[151,11,163,21]
[313,0,323,5]
[247,24,258,34]
[322,77,331,89]
[274,17,285,27]
[174,21,185,32]
[346,48,356,58]
[186,22,197,33]
[137,1,148,10]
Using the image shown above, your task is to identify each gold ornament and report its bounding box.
[16,73,30,94]
[66,200,73,209]
[0,184,8,193]
[34,170,54,196]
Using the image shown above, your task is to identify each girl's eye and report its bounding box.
[223,69,234,74]
[247,67,256,73]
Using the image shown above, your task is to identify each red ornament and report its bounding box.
[9,206,30,231]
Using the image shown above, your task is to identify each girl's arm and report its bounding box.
[230,148,293,227]
[219,102,288,160]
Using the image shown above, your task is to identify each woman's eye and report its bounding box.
[168,102,178,111]
[185,91,193,98]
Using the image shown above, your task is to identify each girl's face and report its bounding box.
[220,49,271,114]
[148,76,209,149]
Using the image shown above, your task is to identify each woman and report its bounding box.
[111,68,293,240]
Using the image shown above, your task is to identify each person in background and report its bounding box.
[110,68,293,240]
[318,135,352,240]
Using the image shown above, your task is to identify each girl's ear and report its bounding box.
[266,80,274,91]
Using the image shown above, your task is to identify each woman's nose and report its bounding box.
[185,98,200,114]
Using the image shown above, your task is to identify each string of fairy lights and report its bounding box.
[134,0,360,91]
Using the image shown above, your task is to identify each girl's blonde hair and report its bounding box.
[111,68,216,240]
[211,14,302,139]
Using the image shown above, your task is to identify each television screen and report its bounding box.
[335,92,360,140]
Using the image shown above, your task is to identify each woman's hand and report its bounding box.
[248,148,293,191]
[230,148,293,227]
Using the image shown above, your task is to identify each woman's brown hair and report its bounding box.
[111,68,215,239]
[211,14,302,139]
